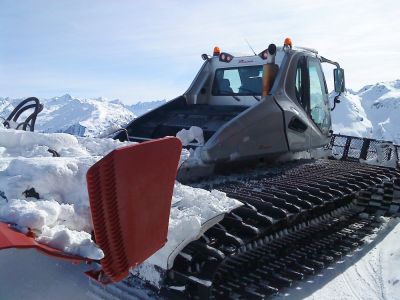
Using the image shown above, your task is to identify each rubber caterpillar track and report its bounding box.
[163,159,399,299]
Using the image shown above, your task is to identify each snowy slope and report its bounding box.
[330,91,373,138]
[331,80,400,144]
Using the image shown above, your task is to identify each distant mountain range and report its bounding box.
[1,80,399,144]
[127,100,167,117]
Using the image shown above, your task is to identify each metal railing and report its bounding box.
[327,134,400,164]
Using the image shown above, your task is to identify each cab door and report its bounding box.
[278,54,331,152]
[306,57,332,135]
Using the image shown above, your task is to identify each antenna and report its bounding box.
[244,39,257,56]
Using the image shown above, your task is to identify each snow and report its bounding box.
[143,182,241,269]
[330,91,373,137]
[127,100,167,116]
[38,225,104,260]
[0,249,93,300]
[0,125,240,280]
[175,126,207,167]
[0,126,131,260]
[0,199,86,232]
[176,126,205,146]
[362,142,399,168]
[131,182,241,286]
[331,80,400,144]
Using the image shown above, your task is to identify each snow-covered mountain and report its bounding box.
[128,100,167,116]
[331,80,400,144]
[330,91,373,138]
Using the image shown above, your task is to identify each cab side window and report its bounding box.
[295,57,307,111]
[307,58,331,134]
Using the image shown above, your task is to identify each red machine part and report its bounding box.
[0,222,84,263]
[0,137,182,284]
[87,137,182,282]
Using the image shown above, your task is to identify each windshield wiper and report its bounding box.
[238,87,261,101]
[232,95,241,102]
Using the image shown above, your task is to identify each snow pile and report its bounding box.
[148,182,240,268]
[0,127,130,259]
[175,126,206,168]
[0,126,240,274]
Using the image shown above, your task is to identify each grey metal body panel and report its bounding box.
[200,95,288,163]
[120,96,249,143]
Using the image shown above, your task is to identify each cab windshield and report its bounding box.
[212,65,263,96]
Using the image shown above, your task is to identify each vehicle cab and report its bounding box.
[118,39,345,167]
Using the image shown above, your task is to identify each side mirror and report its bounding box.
[201,54,210,61]
[334,68,345,93]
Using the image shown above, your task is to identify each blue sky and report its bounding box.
[0,0,399,104]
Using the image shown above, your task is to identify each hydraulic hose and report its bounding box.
[3,97,43,132]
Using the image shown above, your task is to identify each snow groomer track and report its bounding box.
[161,136,400,299]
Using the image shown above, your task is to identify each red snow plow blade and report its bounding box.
[0,137,182,284]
